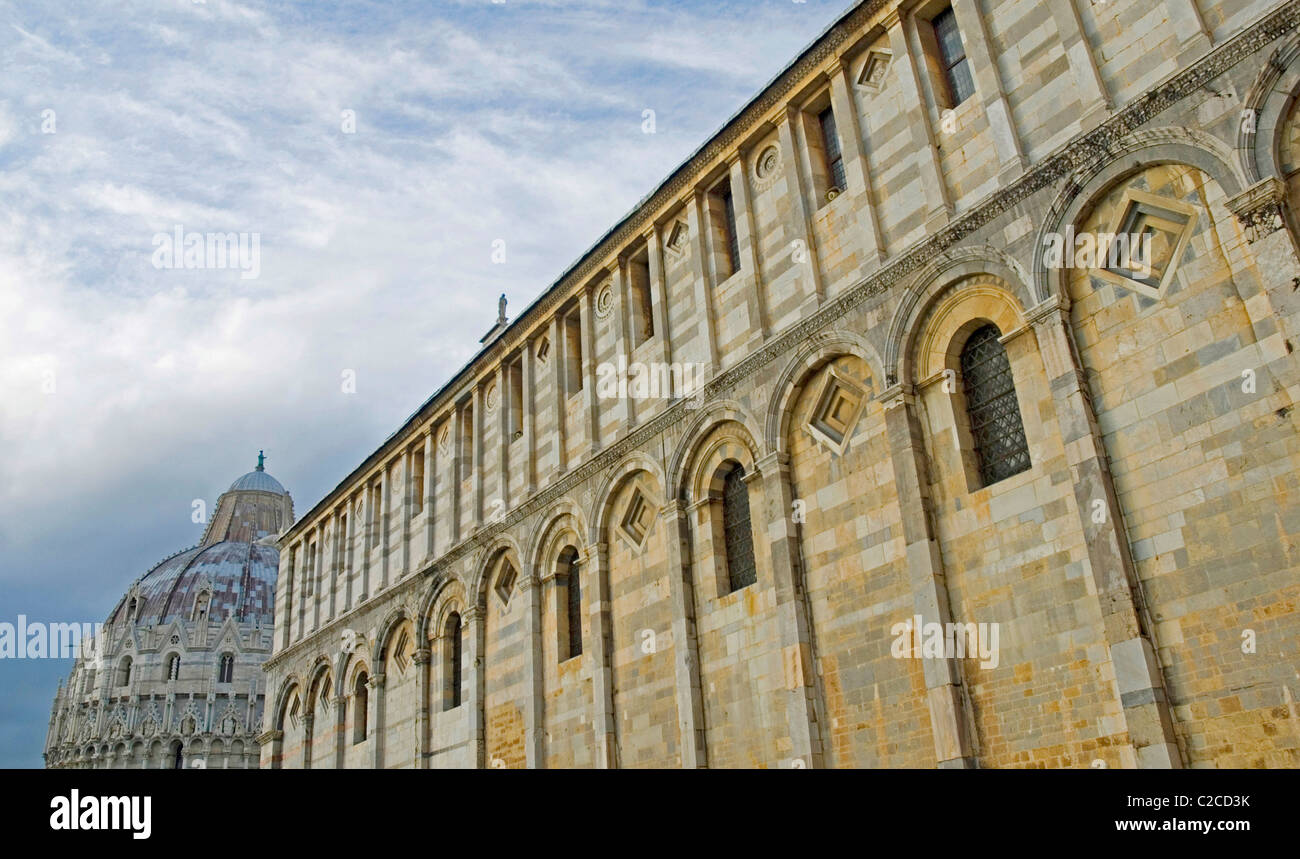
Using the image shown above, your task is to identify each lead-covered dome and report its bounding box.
[107,540,280,627]
[229,469,286,494]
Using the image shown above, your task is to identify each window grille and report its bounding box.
[960,325,1030,486]
[817,107,847,192]
[934,8,975,106]
[722,464,757,591]
[567,556,583,660]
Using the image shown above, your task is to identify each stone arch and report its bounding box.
[669,400,763,504]
[415,572,459,642]
[887,247,1034,386]
[470,535,527,606]
[1238,31,1300,185]
[591,450,667,539]
[764,328,884,453]
[271,675,303,732]
[1034,127,1248,304]
[371,607,414,668]
[527,501,591,575]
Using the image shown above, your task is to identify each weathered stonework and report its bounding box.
[263,0,1300,769]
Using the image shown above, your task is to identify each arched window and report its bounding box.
[559,548,582,661]
[218,654,234,684]
[166,653,181,681]
[722,463,757,592]
[118,657,132,687]
[172,743,183,770]
[960,324,1030,487]
[191,590,210,622]
[352,673,368,744]
[443,613,463,711]
[125,598,137,621]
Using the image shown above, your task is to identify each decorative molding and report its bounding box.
[751,143,784,192]
[1226,175,1289,241]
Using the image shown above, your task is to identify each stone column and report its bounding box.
[379,466,390,591]
[588,542,618,767]
[550,314,568,477]
[333,695,347,768]
[827,57,886,264]
[464,604,487,768]
[728,152,772,342]
[580,285,600,457]
[611,260,636,429]
[368,671,386,769]
[423,430,436,561]
[522,337,538,495]
[401,447,413,578]
[452,401,464,543]
[1048,0,1111,126]
[646,226,674,381]
[472,384,484,529]
[361,487,372,602]
[1226,177,1300,348]
[258,729,283,769]
[495,363,509,514]
[302,712,314,769]
[887,8,952,232]
[413,647,430,769]
[344,498,356,610]
[754,451,824,768]
[880,383,976,768]
[1027,297,1183,768]
[660,500,708,767]
[951,0,1027,181]
[683,190,722,374]
[774,108,826,308]
[519,569,545,768]
[1166,0,1213,61]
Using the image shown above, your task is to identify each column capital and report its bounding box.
[367,672,386,689]
[1225,176,1288,243]
[879,382,916,411]
[412,647,431,666]
[753,450,789,476]
[1025,294,1071,329]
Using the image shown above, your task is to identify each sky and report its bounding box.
[0,0,852,767]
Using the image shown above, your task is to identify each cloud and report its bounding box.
[0,0,849,766]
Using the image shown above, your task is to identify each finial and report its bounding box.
[256,450,265,471]
[498,293,507,324]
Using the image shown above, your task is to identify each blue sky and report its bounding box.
[0,0,850,767]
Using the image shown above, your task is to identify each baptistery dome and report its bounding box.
[45,454,293,769]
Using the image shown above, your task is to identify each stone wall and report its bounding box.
[261,0,1300,769]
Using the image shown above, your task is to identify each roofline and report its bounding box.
[281,0,884,545]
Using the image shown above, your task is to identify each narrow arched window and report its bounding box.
[353,673,368,744]
[722,463,757,592]
[166,654,181,681]
[218,654,234,684]
[118,657,132,687]
[960,324,1031,487]
[172,744,183,770]
[560,548,582,661]
[444,613,463,710]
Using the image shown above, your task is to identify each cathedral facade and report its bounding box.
[46,461,293,768]
[261,0,1300,768]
